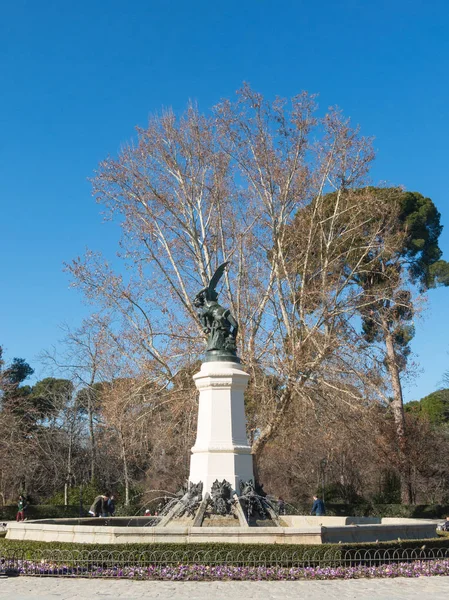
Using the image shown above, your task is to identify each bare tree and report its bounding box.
[67,86,404,475]
[41,318,115,483]
[100,377,152,506]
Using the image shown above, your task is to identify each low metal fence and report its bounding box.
[1,546,449,578]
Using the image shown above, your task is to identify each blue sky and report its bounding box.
[1,0,448,399]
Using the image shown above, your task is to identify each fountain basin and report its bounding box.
[6,516,437,544]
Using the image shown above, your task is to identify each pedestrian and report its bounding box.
[277,497,286,516]
[310,494,326,516]
[438,516,449,531]
[106,494,115,517]
[16,495,27,522]
[88,492,110,517]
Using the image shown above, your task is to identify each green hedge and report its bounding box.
[369,504,449,518]
[0,540,340,563]
[2,502,448,521]
[1,538,449,565]
[0,505,83,521]
[288,503,449,518]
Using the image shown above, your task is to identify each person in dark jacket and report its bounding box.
[106,495,115,517]
[88,493,110,517]
[311,495,326,516]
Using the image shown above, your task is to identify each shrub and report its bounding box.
[1,538,449,566]
[286,502,449,519]
[0,505,83,521]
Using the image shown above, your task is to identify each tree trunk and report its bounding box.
[383,324,413,504]
[65,428,73,506]
[87,388,96,483]
[120,431,130,506]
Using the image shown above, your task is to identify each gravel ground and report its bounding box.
[0,576,448,600]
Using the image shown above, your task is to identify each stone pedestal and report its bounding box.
[189,361,254,494]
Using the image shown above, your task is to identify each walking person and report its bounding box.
[310,494,326,516]
[16,495,27,522]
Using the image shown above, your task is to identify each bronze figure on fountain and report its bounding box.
[194,262,240,363]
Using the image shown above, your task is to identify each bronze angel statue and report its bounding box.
[193,262,239,362]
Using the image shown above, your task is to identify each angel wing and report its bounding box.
[207,262,229,295]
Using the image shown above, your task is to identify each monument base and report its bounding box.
[189,361,254,494]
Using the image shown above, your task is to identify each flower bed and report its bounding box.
[2,558,449,580]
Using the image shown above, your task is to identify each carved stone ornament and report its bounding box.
[210,479,233,515]
[178,481,203,518]
[239,480,267,520]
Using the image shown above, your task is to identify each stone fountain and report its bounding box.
[7,264,437,544]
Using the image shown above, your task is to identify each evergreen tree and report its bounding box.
[355,188,448,502]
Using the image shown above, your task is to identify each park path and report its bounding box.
[0,576,448,599]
